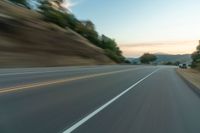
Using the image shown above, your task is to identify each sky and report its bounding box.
[68,0,200,57]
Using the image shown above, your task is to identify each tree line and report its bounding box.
[9,0,125,63]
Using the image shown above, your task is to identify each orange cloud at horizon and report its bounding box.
[120,41,198,57]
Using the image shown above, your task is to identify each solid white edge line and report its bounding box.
[0,67,106,76]
[0,70,73,76]
[0,66,133,76]
[62,68,160,133]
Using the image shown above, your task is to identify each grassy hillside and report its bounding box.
[0,0,115,67]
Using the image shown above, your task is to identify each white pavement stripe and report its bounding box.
[0,67,113,76]
[62,69,160,133]
[0,69,79,76]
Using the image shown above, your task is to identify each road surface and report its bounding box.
[0,65,200,133]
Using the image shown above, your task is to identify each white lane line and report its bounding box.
[0,66,114,76]
[0,66,144,76]
[0,69,72,76]
[63,69,160,133]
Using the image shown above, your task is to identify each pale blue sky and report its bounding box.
[71,0,200,45]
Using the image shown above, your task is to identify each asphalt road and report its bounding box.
[0,65,200,133]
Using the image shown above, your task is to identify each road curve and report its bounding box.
[0,65,200,133]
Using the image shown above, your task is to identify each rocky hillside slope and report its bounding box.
[0,0,114,67]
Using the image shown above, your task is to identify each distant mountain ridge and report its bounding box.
[155,54,192,64]
[127,54,192,64]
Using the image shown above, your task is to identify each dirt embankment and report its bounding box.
[0,0,114,67]
[177,69,200,91]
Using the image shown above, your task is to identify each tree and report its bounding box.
[81,21,95,31]
[192,51,200,62]
[140,53,157,64]
[191,51,200,68]
[197,44,200,51]
[191,44,200,68]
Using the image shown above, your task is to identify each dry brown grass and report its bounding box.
[177,69,200,89]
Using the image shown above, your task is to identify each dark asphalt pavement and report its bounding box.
[0,65,200,133]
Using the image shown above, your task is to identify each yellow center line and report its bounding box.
[0,67,145,94]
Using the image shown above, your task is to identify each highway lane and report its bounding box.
[0,65,145,89]
[0,65,200,133]
[72,67,200,133]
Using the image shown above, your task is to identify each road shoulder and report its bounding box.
[176,68,200,96]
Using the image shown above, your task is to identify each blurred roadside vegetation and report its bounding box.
[8,0,125,63]
[191,44,200,70]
